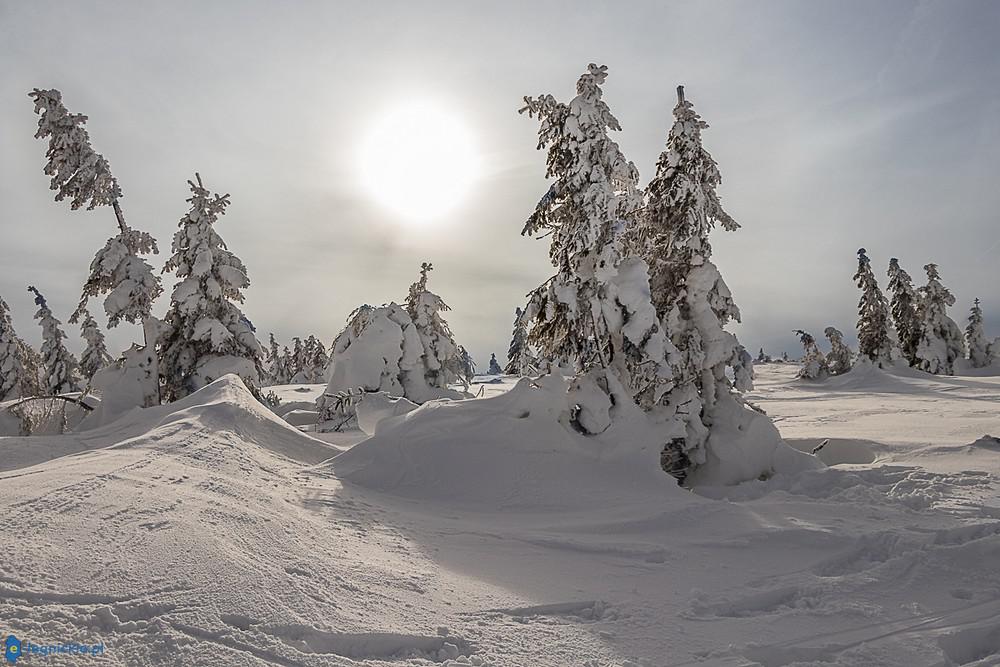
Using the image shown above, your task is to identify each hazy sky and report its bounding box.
[2,0,999,366]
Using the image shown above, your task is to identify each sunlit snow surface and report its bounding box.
[2,365,1000,666]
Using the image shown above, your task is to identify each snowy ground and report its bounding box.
[2,366,1000,666]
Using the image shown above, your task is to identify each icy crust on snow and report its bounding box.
[330,374,818,505]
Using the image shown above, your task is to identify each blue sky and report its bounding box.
[1,0,998,364]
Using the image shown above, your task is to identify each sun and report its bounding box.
[359,101,480,223]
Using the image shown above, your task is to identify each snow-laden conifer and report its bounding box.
[458,347,477,384]
[30,87,163,407]
[794,330,828,380]
[404,263,469,393]
[519,64,673,423]
[78,310,112,381]
[914,264,964,375]
[159,174,263,400]
[853,249,894,366]
[28,89,121,214]
[487,353,502,375]
[0,296,39,400]
[887,258,921,366]
[28,286,81,395]
[966,298,990,368]
[824,326,853,376]
[629,85,749,475]
[504,307,534,375]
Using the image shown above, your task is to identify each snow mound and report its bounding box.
[328,375,816,507]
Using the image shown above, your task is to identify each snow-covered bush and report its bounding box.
[77,310,112,381]
[914,263,964,375]
[159,174,263,400]
[965,298,990,368]
[794,330,828,380]
[0,295,40,400]
[317,291,468,422]
[853,249,894,367]
[28,286,81,395]
[823,326,853,376]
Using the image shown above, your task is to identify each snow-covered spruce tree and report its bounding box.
[0,296,40,400]
[77,310,112,381]
[404,263,470,393]
[914,263,964,375]
[966,298,990,368]
[853,249,894,367]
[823,326,853,376]
[628,85,751,477]
[290,335,328,383]
[290,337,305,380]
[30,87,164,408]
[458,346,476,385]
[28,286,81,395]
[264,333,282,384]
[519,64,674,435]
[794,330,828,380]
[488,353,502,375]
[887,258,921,366]
[504,306,535,375]
[159,174,263,400]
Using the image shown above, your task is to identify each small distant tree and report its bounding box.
[78,310,112,381]
[458,346,477,385]
[887,258,921,366]
[794,330,828,380]
[853,248,894,367]
[28,286,81,395]
[487,353,502,375]
[914,263,964,375]
[159,174,263,400]
[404,263,468,392]
[756,348,772,363]
[504,306,534,375]
[824,326,853,375]
[965,298,990,368]
[0,296,40,400]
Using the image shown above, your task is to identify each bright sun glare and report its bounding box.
[360,101,480,223]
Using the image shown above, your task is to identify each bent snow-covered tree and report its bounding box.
[853,248,894,367]
[630,85,753,478]
[159,174,263,400]
[794,330,828,380]
[28,286,81,395]
[78,310,112,381]
[30,87,164,408]
[519,63,674,436]
[0,296,40,401]
[966,299,990,368]
[914,263,964,375]
[887,258,921,366]
[823,326,853,376]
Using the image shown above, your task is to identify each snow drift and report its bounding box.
[329,374,819,506]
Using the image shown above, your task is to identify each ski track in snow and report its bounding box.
[1,367,1000,666]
